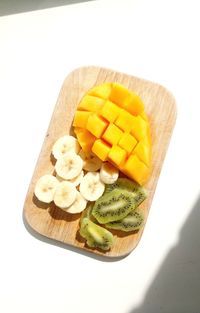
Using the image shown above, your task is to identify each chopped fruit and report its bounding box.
[73,82,152,185]
[102,123,123,145]
[108,145,127,167]
[86,114,108,138]
[92,139,111,161]
[115,109,135,132]
[79,149,102,172]
[52,135,80,160]
[73,111,91,128]
[100,162,119,184]
[134,140,151,166]
[78,95,105,112]
[100,100,121,122]
[122,154,149,185]
[79,172,105,201]
[74,128,96,152]
[109,83,132,107]
[118,132,137,154]
[122,92,144,115]
[130,115,149,141]
[88,83,112,99]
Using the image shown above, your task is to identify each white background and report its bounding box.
[0,1,200,312]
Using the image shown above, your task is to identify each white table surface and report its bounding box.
[0,1,200,312]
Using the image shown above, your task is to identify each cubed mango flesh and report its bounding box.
[73,82,152,185]
[78,95,105,112]
[88,83,112,99]
[102,123,123,145]
[122,92,144,115]
[100,100,121,122]
[122,154,149,185]
[134,140,151,166]
[130,115,149,141]
[118,132,137,154]
[86,114,108,138]
[115,109,135,132]
[92,139,111,161]
[108,145,127,167]
[73,111,91,128]
[74,128,96,152]
[109,83,132,107]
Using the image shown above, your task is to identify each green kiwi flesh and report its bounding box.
[80,218,114,250]
[105,210,144,232]
[80,203,93,223]
[92,190,136,224]
[104,178,147,207]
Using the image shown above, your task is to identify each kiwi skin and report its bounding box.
[105,210,144,232]
[92,189,136,224]
[104,178,147,207]
[80,217,114,251]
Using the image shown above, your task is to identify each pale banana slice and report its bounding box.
[55,151,83,180]
[79,149,102,172]
[54,181,77,209]
[100,162,119,184]
[34,174,59,203]
[65,191,87,214]
[52,135,80,160]
[56,170,84,187]
[80,172,105,201]
[69,170,84,186]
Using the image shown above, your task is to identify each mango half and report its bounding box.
[73,83,151,185]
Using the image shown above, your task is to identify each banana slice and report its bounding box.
[79,149,102,172]
[100,162,119,184]
[55,151,83,180]
[52,135,80,160]
[80,172,105,201]
[34,174,59,203]
[54,181,77,209]
[56,170,84,187]
[65,191,87,214]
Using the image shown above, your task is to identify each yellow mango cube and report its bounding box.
[75,128,96,152]
[100,100,121,122]
[73,111,91,128]
[118,132,137,154]
[102,123,123,145]
[122,92,144,116]
[109,83,132,107]
[86,114,108,138]
[134,140,151,166]
[130,115,149,141]
[78,95,105,112]
[108,145,127,166]
[115,109,135,132]
[92,139,111,161]
[122,154,149,185]
[88,83,112,99]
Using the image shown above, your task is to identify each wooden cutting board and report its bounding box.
[23,66,177,258]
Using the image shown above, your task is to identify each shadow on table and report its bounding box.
[129,195,200,313]
[0,0,95,16]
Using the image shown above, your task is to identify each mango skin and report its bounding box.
[73,82,151,185]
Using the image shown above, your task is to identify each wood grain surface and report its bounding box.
[23,66,177,258]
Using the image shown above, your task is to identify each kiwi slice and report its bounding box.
[92,190,136,224]
[80,218,114,250]
[80,203,93,223]
[105,210,144,232]
[104,178,147,207]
